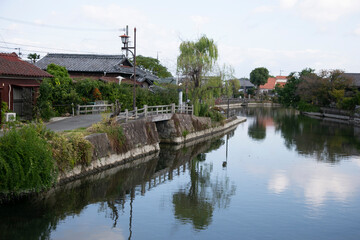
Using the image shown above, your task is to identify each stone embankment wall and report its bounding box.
[57,120,159,184]
[156,114,246,144]
[58,114,246,184]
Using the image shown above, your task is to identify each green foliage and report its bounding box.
[197,103,225,123]
[297,100,320,112]
[0,124,56,194]
[37,63,179,118]
[136,55,172,78]
[1,101,9,124]
[250,67,269,87]
[37,64,78,117]
[27,53,40,63]
[90,120,125,154]
[182,130,189,138]
[177,35,218,88]
[275,72,302,107]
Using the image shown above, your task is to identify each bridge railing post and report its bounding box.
[135,107,138,119]
[144,105,148,118]
[171,103,175,114]
[125,109,128,122]
[191,105,194,115]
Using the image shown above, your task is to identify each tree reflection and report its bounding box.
[273,112,360,163]
[248,119,266,141]
[172,140,236,230]
[0,134,234,239]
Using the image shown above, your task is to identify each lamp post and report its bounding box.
[120,28,137,109]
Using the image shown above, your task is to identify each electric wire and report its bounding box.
[0,16,122,32]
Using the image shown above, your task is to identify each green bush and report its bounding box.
[197,103,225,123]
[297,100,320,112]
[0,124,56,194]
[1,101,8,123]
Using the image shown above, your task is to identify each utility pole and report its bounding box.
[126,25,129,58]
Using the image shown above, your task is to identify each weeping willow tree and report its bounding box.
[177,35,219,116]
[177,35,218,88]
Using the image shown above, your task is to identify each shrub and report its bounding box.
[1,101,8,124]
[0,124,56,194]
[197,103,225,123]
[297,100,320,112]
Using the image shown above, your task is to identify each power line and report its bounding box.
[0,41,108,54]
[0,16,122,32]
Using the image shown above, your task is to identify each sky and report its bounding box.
[0,0,360,78]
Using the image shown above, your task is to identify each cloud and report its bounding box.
[253,5,274,13]
[279,0,298,8]
[219,44,352,76]
[190,15,210,32]
[279,0,360,22]
[354,25,360,36]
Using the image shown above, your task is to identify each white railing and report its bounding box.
[77,104,114,115]
[116,103,193,122]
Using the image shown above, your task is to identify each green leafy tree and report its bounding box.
[27,53,40,63]
[275,68,314,107]
[136,55,172,78]
[37,64,79,118]
[250,67,269,94]
[177,35,218,88]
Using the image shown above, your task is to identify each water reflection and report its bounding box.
[240,107,360,162]
[173,135,236,230]
[0,133,232,239]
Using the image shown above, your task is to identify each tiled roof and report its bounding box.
[36,53,127,73]
[35,53,159,84]
[275,76,287,80]
[260,77,276,89]
[343,73,360,87]
[0,52,52,78]
[239,78,254,87]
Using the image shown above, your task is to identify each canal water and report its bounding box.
[1,107,360,240]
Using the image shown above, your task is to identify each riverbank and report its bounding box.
[302,107,360,126]
[57,114,246,184]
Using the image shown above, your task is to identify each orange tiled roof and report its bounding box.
[260,77,276,89]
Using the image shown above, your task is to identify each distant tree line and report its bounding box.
[275,68,360,112]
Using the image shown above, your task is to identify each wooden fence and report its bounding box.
[77,104,114,115]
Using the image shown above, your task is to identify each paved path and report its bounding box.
[46,114,106,132]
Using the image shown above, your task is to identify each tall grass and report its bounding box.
[0,125,56,194]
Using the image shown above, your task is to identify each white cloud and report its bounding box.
[253,5,274,13]
[279,0,298,8]
[33,19,43,25]
[279,0,360,22]
[354,25,360,36]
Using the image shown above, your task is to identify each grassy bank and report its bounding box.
[0,119,125,199]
